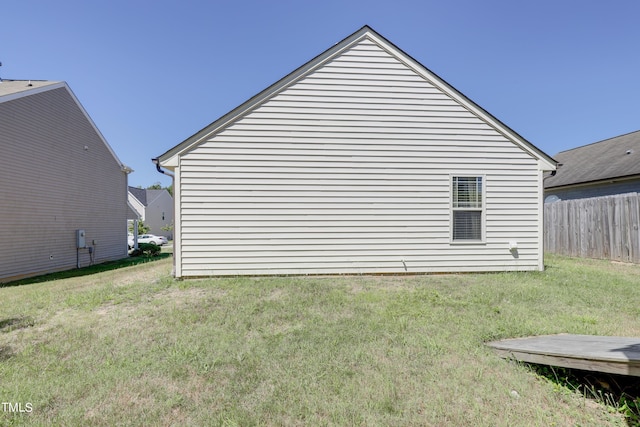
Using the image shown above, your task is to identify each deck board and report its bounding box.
[487,334,640,376]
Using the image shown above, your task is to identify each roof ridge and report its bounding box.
[557,129,640,154]
[156,25,555,170]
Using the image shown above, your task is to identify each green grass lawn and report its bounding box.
[1,254,639,426]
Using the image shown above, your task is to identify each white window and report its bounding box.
[451,176,484,242]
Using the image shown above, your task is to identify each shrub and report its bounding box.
[129,243,161,257]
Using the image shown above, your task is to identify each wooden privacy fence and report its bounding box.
[544,193,640,263]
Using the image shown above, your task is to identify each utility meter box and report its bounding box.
[76,229,86,248]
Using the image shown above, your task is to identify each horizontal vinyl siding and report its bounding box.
[0,88,128,282]
[178,38,541,275]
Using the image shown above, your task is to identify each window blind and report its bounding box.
[452,176,483,241]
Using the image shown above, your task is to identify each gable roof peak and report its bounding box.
[128,186,148,205]
[156,25,555,170]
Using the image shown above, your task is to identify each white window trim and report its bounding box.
[450,174,486,244]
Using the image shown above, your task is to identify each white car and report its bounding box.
[128,234,168,247]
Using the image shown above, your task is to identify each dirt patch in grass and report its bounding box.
[264,288,286,301]
[110,261,173,288]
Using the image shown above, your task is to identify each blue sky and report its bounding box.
[4,0,640,187]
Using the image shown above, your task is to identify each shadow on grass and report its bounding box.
[527,363,640,426]
[0,253,172,288]
[0,316,34,332]
[0,345,14,361]
[0,317,33,362]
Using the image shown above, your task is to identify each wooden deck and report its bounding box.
[487,334,640,376]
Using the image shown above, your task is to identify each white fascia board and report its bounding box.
[0,81,65,103]
[160,155,179,168]
[1,81,132,172]
[127,194,145,216]
[537,158,557,172]
[157,26,557,171]
[157,27,372,165]
[364,30,557,171]
[127,200,142,220]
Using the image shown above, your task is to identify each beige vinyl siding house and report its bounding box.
[0,80,131,282]
[156,26,556,277]
[128,187,174,239]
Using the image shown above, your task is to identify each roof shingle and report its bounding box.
[128,186,148,205]
[544,130,640,188]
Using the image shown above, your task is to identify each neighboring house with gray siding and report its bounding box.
[544,130,640,201]
[154,26,556,277]
[128,186,174,239]
[0,80,132,282]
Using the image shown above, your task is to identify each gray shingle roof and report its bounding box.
[128,186,148,205]
[128,187,170,206]
[544,130,640,189]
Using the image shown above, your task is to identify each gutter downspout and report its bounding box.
[152,158,176,276]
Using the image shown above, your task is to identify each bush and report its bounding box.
[129,243,161,257]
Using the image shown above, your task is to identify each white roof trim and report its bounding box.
[157,26,556,171]
[0,81,65,103]
[127,200,142,220]
[362,31,556,171]
[1,80,131,172]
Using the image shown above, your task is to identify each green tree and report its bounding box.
[128,220,150,235]
[161,221,174,234]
